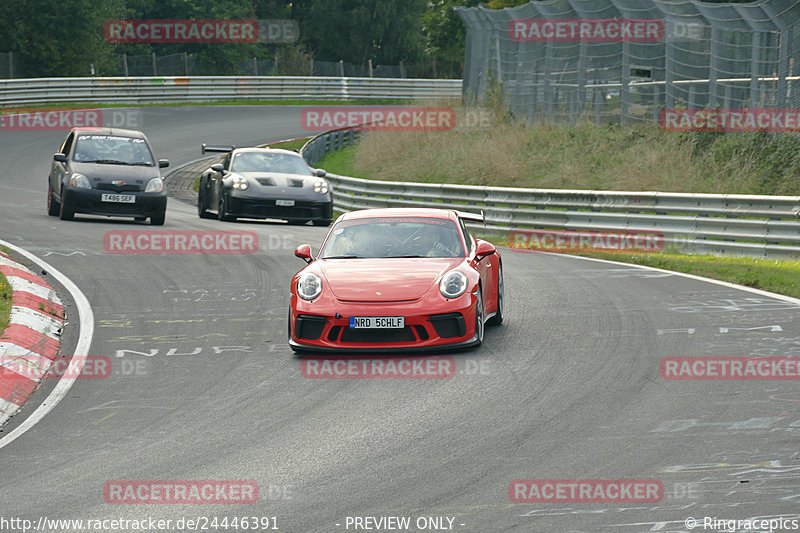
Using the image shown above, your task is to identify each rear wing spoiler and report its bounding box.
[456,210,485,225]
[201,144,236,155]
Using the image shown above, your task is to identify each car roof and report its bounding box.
[339,208,460,222]
[233,147,301,157]
[70,127,147,139]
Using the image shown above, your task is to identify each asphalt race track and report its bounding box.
[1,106,799,533]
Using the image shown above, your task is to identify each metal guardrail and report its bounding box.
[0,76,462,106]
[301,127,800,259]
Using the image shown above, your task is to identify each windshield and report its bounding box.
[320,217,465,259]
[231,151,311,174]
[72,134,155,166]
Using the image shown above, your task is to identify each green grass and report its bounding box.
[0,271,12,336]
[317,145,362,176]
[573,252,800,298]
[331,113,800,195]
[268,137,311,151]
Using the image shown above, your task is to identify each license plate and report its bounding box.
[276,199,295,207]
[101,193,135,203]
[349,316,405,329]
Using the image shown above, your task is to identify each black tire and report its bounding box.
[312,219,332,227]
[150,211,165,225]
[197,185,214,219]
[47,182,59,216]
[487,263,504,326]
[474,285,485,347]
[218,192,236,222]
[58,187,74,221]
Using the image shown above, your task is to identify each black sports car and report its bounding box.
[47,128,169,225]
[197,145,333,226]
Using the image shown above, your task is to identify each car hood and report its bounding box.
[72,162,160,191]
[315,258,463,302]
[237,172,316,188]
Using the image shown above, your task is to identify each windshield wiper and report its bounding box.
[387,255,424,258]
[82,159,140,165]
[323,255,363,259]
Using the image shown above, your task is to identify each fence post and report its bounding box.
[368,59,373,77]
[544,41,554,120]
[400,60,406,78]
[339,60,344,77]
[9,51,13,79]
[253,57,258,76]
[123,53,129,77]
[750,31,761,107]
[621,41,630,126]
[152,53,157,76]
[594,84,602,124]
[184,52,189,76]
[709,27,719,107]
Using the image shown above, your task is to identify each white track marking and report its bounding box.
[0,240,94,450]
[546,251,800,306]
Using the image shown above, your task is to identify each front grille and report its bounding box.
[428,313,466,338]
[328,326,342,342]
[413,325,430,340]
[96,183,143,192]
[77,200,141,213]
[340,327,416,343]
[229,198,328,219]
[295,314,327,340]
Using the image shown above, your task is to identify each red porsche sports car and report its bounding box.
[289,208,504,353]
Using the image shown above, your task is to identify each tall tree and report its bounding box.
[0,0,124,77]
[294,0,427,65]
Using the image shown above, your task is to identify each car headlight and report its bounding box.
[144,177,164,193]
[231,176,248,190]
[313,179,328,194]
[69,173,90,189]
[439,270,468,299]
[297,272,322,300]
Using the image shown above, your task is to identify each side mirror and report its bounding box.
[314,168,327,177]
[211,163,225,173]
[53,153,67,163]
[475,240,496,263]
[294,244,313,264]
[158,159,169,168]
